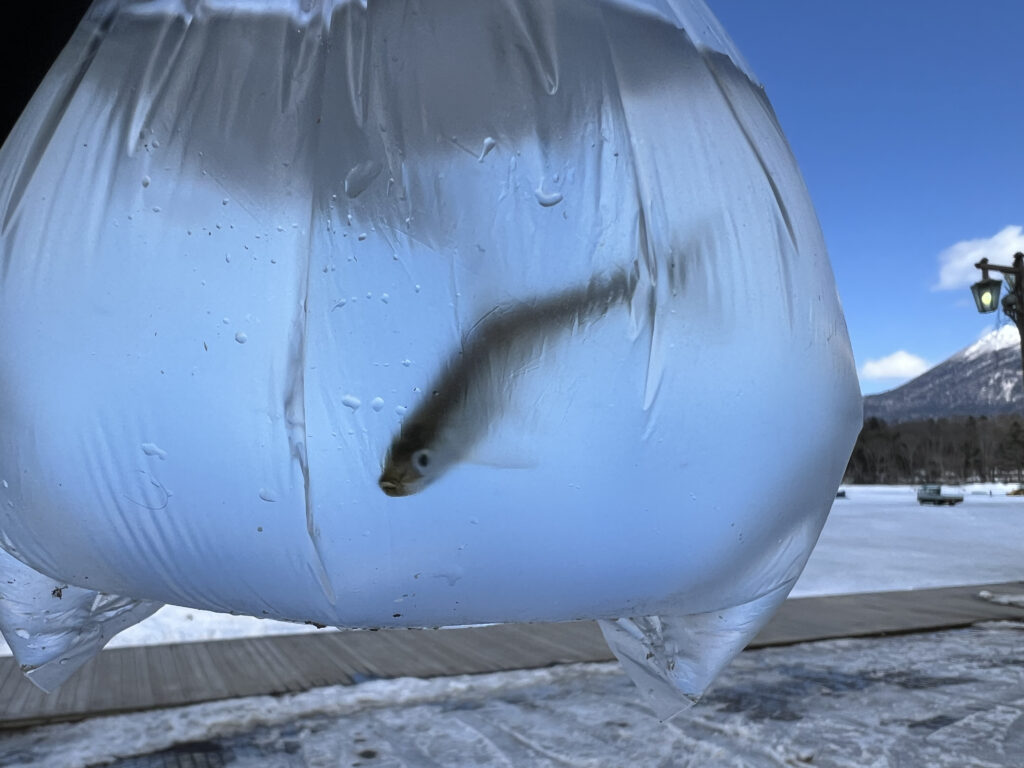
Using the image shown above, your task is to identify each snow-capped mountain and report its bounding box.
[863,325,1024,423]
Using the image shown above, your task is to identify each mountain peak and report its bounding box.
[957,324,1020,363]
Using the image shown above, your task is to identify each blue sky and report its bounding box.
[705,0,1024,395]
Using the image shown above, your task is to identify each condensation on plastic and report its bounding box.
[0,0,861,712]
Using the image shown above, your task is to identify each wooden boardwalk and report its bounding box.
[2,581,1023,729]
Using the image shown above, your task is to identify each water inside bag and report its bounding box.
[0,0,861,711]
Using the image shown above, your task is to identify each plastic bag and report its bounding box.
[0,0,861,712]
[0,548,159,691]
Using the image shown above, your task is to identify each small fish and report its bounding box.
[379,267,639,497]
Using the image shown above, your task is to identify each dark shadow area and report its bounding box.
[0,2,92,145]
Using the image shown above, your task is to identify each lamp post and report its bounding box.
[971,252,1024,385]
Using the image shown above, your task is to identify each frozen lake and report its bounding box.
[793,484,1024,597]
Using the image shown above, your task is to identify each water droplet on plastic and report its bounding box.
[14,629,30,640]
[151,138,161,149]
[534,187,563,207]
[222,198,229,206]
[358,233,367,241]
[344,160,383,198]
[395,405,408,416]
[141,443,168,460]
[401,359,412,367]
[152,206,162,213]
[1,480,7,489]
[371,397,385,412]
[222,317,231,325]
[342,394,361,411]
[381,293,390,304]
[478,137,496,161]
[258,488,278,503]
[414,284,421,293]
[141,176,151,188]
[235,332,248,344]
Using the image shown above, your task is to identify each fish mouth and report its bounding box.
[379,475,414,497]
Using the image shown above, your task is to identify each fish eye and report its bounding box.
[411,449,433,473]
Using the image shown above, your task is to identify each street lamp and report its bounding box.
[972,253,1024,384]
[966,259,999,313]
[970,270,1001,313]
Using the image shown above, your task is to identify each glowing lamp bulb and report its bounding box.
[972,277,1002,314]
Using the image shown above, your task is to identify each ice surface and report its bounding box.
[4,624,1024,768]
[0,0,860,706]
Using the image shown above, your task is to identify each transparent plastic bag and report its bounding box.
[0,548,159,691]
[0,0,861,712]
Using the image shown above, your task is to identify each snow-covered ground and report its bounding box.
[4,622,1024,767]
[4,484,1024,656]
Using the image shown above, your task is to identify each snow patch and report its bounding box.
[977,590,1024,608]
[1000,376,1016,401]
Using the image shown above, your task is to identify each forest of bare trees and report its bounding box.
[844,414,1024,485]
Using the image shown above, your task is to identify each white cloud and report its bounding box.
[935,225,1024,290]
[860,350,930,381]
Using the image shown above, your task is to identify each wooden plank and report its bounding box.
[460,624,584,669]
[751,582,1024,646]
[0,659,27,710]
[175,640,234,701]
[495,622,598,663]
[311,632,380,681]
[2,581,1023,729]
[519,621,611,660]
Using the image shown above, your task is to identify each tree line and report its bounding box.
[844,414,1024,485]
